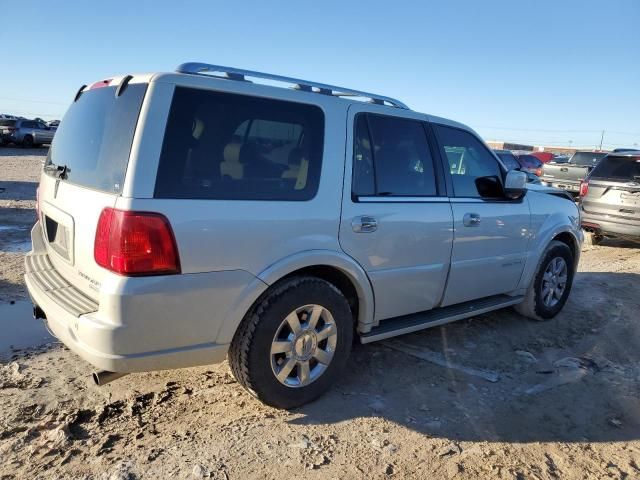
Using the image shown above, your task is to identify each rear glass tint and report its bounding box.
[45,84,147,194]
[496,152,520,170]
[590,155,640,180]
[518,155,543,167]
[570,152,606,166]
[0,120,17,126]
[154,87,324,201]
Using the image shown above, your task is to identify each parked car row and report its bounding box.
[493,149,544,183]
[0,118,56,147]
[540,151,608,195]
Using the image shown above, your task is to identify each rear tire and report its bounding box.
[515,240,574,321]
[229,276,353,409]
[22,135,34,148]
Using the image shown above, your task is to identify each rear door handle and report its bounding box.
[463,213,481,227]
[352,216,378,233]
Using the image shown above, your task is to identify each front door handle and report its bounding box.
[463,213,481,227]
[352,216,378,233]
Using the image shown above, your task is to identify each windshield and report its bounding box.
[570,152,606,166]
[590,155,640,180]
[45,83,147,193]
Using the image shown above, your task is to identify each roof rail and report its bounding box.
[176,62,409,109]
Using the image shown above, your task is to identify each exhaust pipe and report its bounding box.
[92,371,128,386]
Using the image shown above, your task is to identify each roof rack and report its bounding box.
[176,62,409,109]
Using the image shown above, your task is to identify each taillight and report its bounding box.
[579,180,589,197]
[535,168,543,177]
[94,208,180,276]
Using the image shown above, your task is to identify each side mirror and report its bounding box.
[504,170,528,199]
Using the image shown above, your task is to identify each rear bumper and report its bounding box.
[581,211,640,238]
[541,180,580,194]
[24,223,266,373]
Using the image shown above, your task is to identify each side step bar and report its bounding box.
[360,294,523,344]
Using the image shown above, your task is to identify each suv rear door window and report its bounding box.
[352,113,437,197]
[434,125,502,197]
[154,87,324,201]
[45,84,147,194]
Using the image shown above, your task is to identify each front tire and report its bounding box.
[22,135,34,148]
[515,240,574,321]
[229,276,353,409]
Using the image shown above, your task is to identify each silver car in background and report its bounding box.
[0,118,56,147]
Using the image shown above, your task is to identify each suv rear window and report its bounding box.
[495,152,520,170]
[45,84,147,193]
[154,87,325,201]
[590,155,640,180]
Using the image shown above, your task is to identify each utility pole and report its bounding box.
[599,130,605,151]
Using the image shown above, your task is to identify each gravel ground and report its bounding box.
[2,148,640,479]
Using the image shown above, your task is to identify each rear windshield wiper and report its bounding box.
[44,162,70,180]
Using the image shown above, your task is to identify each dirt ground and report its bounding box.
[2,148,640,480]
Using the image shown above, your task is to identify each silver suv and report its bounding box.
[25,63,583,408]
[0,118,55,147]
[580,150,640,244]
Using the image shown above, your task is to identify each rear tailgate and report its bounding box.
[582,179,640,221]
[35,80,148,300]
[541,163,589,190]
[37,175,119,299]
[582,154,640,222]
[0,119,16,136]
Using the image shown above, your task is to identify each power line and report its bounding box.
[0,96,68,106]
[474,125,640,136]
[0,109,63,118]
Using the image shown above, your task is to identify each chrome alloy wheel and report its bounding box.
[270,304,338,388]
[541,257,568,307]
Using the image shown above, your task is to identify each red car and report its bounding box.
[530,151,555,163]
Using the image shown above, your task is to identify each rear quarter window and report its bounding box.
[154,87,325,201]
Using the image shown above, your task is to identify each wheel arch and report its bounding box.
[552,230,579,269]
[517,219,583,292]
[257,250,375,334]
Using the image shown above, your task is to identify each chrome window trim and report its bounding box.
[356,196,450,203]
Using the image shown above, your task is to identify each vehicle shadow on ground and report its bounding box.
[0,147,48,157]
[597,237,640,249]
[291,270,640,444]
[0,181,38,202]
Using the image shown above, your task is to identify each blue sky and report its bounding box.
[2,0,638,149]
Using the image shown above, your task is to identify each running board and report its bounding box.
[360,294,523,344]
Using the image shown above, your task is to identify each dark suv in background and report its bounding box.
[580,151,640,244]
